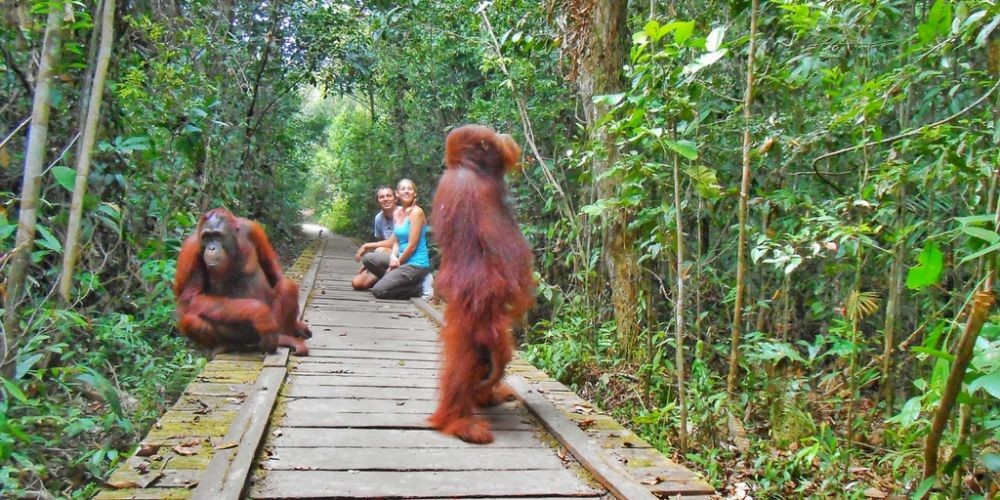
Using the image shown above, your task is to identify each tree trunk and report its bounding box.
[922,290,993,481]
[59,0,116,303]
[2,7,64,373]
[727,0,760,398]
[881,176,906,415]
[573,0,637,359]
[672,147,688,452]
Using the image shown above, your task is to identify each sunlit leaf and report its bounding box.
[968,372,1000,399]
[960,226,1000,245]
[706,26,726,52]
[906,242,943,289]
[664,139,698,160]
[52,166,76,192]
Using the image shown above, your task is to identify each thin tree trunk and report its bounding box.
[922,290,993,481]
[59,0,116,303]
[2,7,64,373]
[881,176,906,415]
[672,147,688,452]
[727,0,759,397]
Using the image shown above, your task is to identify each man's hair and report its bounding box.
[375,185,395,199]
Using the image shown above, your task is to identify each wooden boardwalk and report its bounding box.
[248,234,605,498]
[97,230,714,499]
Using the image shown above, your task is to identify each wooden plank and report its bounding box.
[283,384,437,399]
[307,326,439,340]
[507,375,657,500]
[94,487,192,499]
[276,410,534,430]
[294,356,440,369]
[410,297,444,325]
[279,398,522,416]
[290,365,439,377]
[270,428,542,448]
[252,469,602,498]
[287,374,440,387]
[306,344,441,355]
[192,366,286,500]
[296,235,326,317]
[301,348,440,361]
[261,446,567,471]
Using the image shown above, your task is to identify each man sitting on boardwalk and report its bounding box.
[351,185,398,290]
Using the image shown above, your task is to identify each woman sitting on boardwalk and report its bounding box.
[360,178,432,299]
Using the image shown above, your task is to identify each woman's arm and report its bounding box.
[396,207,425,266]
[355,237,394,261]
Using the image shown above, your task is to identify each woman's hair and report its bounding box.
[396,178,416,192]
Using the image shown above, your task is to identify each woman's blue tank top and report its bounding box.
[396,217,430,268]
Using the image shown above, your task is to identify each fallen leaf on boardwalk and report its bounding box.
[136,443,161,457]
[641,476,663,485]
[107,472,162,489]
[294,465,318,471]
[571,404,591,414]
[396,401,406,406]
[577,418,595,429]
[214,442,239,450]
[173,439,201,456]
[134,461,151,474]
[623,441,635,448]
[557,447,568,461]
[863,487,887,498]
[273,429,283,437]
[398,360,406,366]
[173,445,200,456]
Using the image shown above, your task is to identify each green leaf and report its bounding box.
[968,372,1000,399]
[975,14,1000,46]
[961,226,1000,245]
[1,378,28,403]
[15,353,43,380]
[960,241,1000,265]
[983,453,1000,472]
[673,21,695,45]
[906,242,943,289]
[885,396,921,427]
[664,139,698,160]
[35,224,63,253]
[644,20,659,40]
[956,214,995,225]
[52,166,77,192]
[911,477,936,500]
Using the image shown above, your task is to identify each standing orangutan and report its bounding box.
[428,125,535,444]
[173,208,310,356]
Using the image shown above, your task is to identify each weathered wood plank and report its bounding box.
[290,365,440,377]
[252,469,602,498]
[287,374,440,388]
[261,446,567,471]
[295,356,440,369]
[306,344,441,355]
[275,409,534,430]
[271,428,542,448]
[507,375,657,500]
[283,384,438,399]
[192,366,286,499]
[300,348,440,361]
[278,398,522,416]
[94,487,192,499]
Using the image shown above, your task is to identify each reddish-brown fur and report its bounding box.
[173,208,310,356]
[428,125,534,443]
